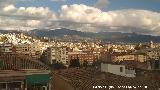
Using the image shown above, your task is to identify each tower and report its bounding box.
[150,41,154,48]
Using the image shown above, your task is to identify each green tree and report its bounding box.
[83,60,88,67]
[92,59,101,67]
[0,36,8,42]
[0,60,2,69]
[51,62,66,70]
[69,58,80,68]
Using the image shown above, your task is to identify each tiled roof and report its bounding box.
[0,53,49,70]
[54,68,160,90]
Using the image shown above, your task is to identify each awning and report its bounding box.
[26,74,50,86]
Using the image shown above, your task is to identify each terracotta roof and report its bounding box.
[53,68,160,90]
[0,70,25,81]
[0,53,49,70]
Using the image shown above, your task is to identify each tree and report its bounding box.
[0,60,2,69]
[92,59,101,67]
[0,36,8,42]
[83,60,88,67]
[69,58,80,68]
[39,53,49,65]
[51,62,66,70]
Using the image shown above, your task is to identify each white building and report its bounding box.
[47,46,69,65]
[0,43,13,53]
[46,47,57,64]
[15,43,42,59]
[113,54,147,62]
[101,63,136,77]
[58,46,69,65]
[113,55,135,61]
[143,48,160,60]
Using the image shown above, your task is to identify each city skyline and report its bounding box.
[0,1,160,89]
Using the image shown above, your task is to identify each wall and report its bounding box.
[101,63,126,76]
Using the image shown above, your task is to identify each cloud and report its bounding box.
[2,5,56,19]
[0,4,57,30]
[58,4,160,35]
[94,0,109,9]
[0,0,16,9]
[3,4,16,12]
[0,4,160,35]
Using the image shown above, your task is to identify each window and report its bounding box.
[0,83,6,89]
[155,60,159,69]
[42,86,47,90]
[120,67,123,72]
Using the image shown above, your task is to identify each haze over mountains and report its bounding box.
[1,28,160,43]
[22,28,160,43]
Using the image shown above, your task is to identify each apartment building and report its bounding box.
[15,43,41,60]
[0,43,14,53]
[46,46,69,65]
[68,51,94,65]
[112,53,147,62]
[101,63,136,77]
[143,48,160,60]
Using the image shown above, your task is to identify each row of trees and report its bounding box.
[39,53,101,70]
[69,58,101,68]
[50,58,101,69]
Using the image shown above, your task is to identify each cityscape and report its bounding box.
[0,0,160,90]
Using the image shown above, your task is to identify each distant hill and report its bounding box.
[0,30,22,34]
[27,28,160,43]
[28,28,93,38]
[1,28,160,43]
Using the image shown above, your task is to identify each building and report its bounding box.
[101,63,136,77]
[46,46,69,65]
[143,48,160,60]
[0,43,14,53]
[68,51,94,65]
[112,54,135,61]
[0,53,51,90]
[58,46,69,65]
[134,54,147,62]
[0,71,25,90]
[0,70,50,90]
[52,68,159,90]
[112,53,147,62]
[148,59,160,70]
[15,43,42,60]
[45,47,57,64]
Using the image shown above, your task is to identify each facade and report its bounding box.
[15,43,41,60]
[134,54,147,62]
[113,54,135,61]
[0,53,51,90]
[0,71,25,90]
[46,46,69,65]
[68,51,94,65]
[0,43,14,53]
[46,47,57,64]
[58,46,69,65]
[112,54,147,62]
[144,49,160,60]
[149,59,160,70]
[101,63,136,77]
[0,70,51,90]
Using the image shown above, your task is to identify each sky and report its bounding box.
[0,0,160,35]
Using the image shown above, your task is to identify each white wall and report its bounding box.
[125,69,136,77]
[101,63,135,77]
[101,63,126,76]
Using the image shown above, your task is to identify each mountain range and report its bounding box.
[27,28,160,43]
[1,28,160,43]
